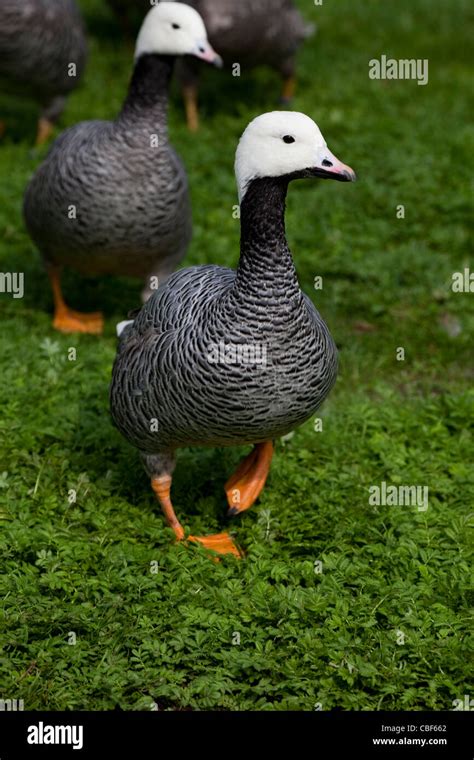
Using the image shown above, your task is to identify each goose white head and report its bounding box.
[235,111,356,201]
[135,2,222,66]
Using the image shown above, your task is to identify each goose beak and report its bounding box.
[192,40,223,68]
[311,148,356,182]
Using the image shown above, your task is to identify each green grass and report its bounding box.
[0,0,473,711]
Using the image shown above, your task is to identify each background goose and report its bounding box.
[0,0,88,144]
[178,0,314,130]
[105,0,314,131]
[110,111,355,558]
[23,2,221,334]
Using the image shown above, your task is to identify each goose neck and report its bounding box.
[234,177,300,299]
[118,53,173,131]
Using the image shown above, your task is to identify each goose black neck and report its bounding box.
[235,177,300,298]
[118,53,174,127]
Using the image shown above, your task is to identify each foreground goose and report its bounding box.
[0,0,88,144]
[110,111,356,558]
[23,2,221,334]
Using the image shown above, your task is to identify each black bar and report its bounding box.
[0,711,472,758]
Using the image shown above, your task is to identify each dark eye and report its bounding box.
[283,135,295,144]
[172,23,181,29]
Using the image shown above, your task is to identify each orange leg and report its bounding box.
[280,75,296,104]
[151,476,242,559]
[225,441,274,516]
[183,85,199,132]
[151,476,184,540]
[36,117,55,146]
[47,267,103,334]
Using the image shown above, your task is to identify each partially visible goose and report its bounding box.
[178,0,314,130]
[0,0,88,144]
[23,2,221,334]
[110,111,355,558]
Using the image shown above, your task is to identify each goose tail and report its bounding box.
[116,319,134,342]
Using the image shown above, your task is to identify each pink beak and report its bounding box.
[192,41,223,68]
[315,148,356,182]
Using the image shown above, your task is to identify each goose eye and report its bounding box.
[172,23,181,30]
[282,135,295,144]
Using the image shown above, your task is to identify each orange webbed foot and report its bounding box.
[189,532,243,559]
[225,442,274,517]
[53,308,104,334]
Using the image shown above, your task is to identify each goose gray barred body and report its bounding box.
[23,2,221,334]
[110,111,356,558]
[112,200,335,452]
[25,56,190,285]
[0,0,88,144]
